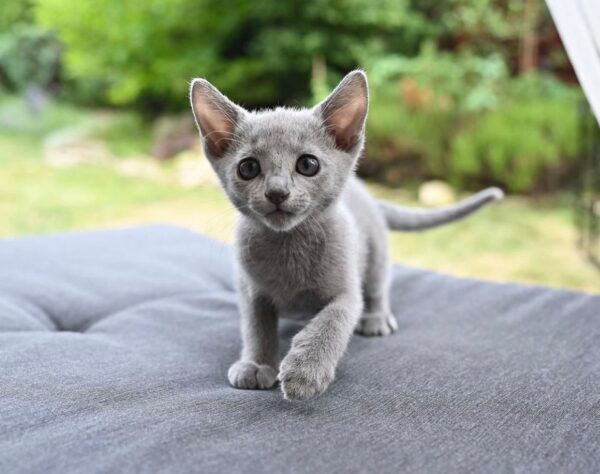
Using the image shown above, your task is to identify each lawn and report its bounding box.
[1,97,598,293]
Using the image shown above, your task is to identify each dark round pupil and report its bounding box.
[301,158,314,171]
[241,161,256,174]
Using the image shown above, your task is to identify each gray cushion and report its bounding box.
[0,226,598,473]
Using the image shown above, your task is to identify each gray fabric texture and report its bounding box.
[0,225,598,473]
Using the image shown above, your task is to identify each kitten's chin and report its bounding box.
[259,210,304,232]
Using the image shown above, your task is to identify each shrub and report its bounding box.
[0,24,62,92]
[363,48,508,184]
[363,79,457,184]
[449,75,581,193]
[363,67,582,194]
[367,45,509,113]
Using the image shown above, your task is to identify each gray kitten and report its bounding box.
[190,71,503,401]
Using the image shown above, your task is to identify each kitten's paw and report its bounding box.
[279,351,334,401]
[355,312,398,337]
[227,360,278,390]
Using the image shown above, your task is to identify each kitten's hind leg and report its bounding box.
[355,237,398,337]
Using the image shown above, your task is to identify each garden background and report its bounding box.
[1,0,598,292]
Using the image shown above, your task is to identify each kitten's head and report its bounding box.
[190,71,368,232]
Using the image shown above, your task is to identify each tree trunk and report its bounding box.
[519,0,540,73]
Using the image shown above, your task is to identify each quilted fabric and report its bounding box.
[0,226,598,473]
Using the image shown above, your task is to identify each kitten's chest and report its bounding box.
[237,228,328,301]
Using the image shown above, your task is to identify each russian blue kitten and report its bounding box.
[190,71,503,401]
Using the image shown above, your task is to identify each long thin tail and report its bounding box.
[378,187,504,231]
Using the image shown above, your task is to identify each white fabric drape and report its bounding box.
[547,0,600,126]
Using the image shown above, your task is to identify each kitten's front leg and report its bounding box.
[228,285,279,390]
[279,292,362,401]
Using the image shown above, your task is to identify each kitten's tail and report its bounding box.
[378,187,504,232]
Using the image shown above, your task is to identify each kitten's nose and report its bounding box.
[265,189,290,205]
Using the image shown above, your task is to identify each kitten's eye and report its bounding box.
[237,158,261,180]
[296,154,320,177]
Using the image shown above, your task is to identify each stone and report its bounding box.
[418,180,456,206]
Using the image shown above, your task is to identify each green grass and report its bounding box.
[0,138,225,237]
[0,96,598,293]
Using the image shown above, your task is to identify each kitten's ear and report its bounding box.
[190,79,246,158]
[314,70,369,152]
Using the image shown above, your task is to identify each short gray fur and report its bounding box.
[0,226,598,474]
[189,71,503,400]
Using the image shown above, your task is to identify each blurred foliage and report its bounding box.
[33,0,547,109]
[0,0,33,30]
[367,45,509,112]
[35,0,427,109]
[439,0,541,51]
[363,46,509,183]
[449,74,580,193]
[0,0,585,193]
[0,1,61,92]
[364,70,581,192]
[0,24,62,92]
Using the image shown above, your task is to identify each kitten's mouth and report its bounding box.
[266,207,293,217]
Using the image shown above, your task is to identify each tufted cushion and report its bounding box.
[0,226,598,473]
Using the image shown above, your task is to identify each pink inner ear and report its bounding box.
[318,71,369,152]
[191,80,239,158]
[327,95,368,151]
[196,106,235,157]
